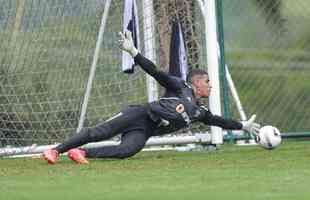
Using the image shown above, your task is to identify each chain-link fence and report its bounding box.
[222,0,310,133]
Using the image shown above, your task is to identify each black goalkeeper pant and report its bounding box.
[55,105,157,159]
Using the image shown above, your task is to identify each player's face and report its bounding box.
[194,74,212,98]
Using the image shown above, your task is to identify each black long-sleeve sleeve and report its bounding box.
[134,53,182,90]
[200,109,243,130]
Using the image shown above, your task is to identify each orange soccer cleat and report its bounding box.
[42,149,59,164]
[67,148,89,164]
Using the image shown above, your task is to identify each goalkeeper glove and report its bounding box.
[118,31,139,57]
[241,114,261,135]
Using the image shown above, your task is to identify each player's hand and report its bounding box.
[241,114,261,135]
[118,30,138,57]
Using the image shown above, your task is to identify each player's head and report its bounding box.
[187,69,211,98]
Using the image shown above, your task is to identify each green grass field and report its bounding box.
[1,141,310,200]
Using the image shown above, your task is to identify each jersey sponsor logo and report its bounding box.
[175,104,185,113]
[181,112,191,125]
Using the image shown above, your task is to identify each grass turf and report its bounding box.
[1,141,310,200]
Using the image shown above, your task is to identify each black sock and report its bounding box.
[55,129,90,153]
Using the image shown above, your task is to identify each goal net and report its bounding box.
[0,0,211,156]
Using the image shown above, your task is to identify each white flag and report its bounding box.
[122,0,140,73]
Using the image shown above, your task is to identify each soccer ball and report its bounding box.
[256,125,281,149]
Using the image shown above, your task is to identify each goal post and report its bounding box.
[77,0,112,133]
[142,0,159,102]
[204,0,223,145]
[198,0,225,145]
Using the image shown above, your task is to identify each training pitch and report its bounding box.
[1,141,310,200]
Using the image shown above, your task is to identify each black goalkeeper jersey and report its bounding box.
[134,53,242,135]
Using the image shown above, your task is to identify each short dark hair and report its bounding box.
[186,68,208,83]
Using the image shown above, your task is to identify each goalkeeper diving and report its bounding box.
[42,31,261,164]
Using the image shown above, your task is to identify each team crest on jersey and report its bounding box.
[176,104,185,113]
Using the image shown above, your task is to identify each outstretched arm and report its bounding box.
[200,107,260,134]
[134,53,182,90]
[119,31,182,90]
[203,112,243,130]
